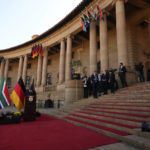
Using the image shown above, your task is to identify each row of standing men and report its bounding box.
[82,62,127,98]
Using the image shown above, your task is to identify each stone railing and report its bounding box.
[44,85,56,92]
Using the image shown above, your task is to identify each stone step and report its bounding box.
[84,107,150,115]
[118,88,150,91]
[63,118,150,150]
[98,94,150,99]
[49,101,150,122]
[90,104,150,110]
[95,101,150,105]
[65,115,150,139]
[117,90,150,94]
[91,142,143,150]
[101,96,150,100]
[70,112,150,138]
[73,111,141,127]
[103,95,150,99]
[117,87,150,91]
[115,91,150,95]
[106,94,150,97]
[79,109,150,122]
[46,82,150,149]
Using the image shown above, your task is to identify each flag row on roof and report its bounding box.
[31,44,44,58]
[80,4,104,32]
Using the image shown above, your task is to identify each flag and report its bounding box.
[97,4,103,20]
[31,44,43,58]
[34,45,38,58]
[86,8,93,21]
[82,13,89,23]
[31,45,36,58]
[39,44,44,56]
[80,17,87,32]
[0,102,2,109]
[0,76,11,109]
[11,77,26,111]
[82,12,89,28]
[91,7,97,20]
[32,45,38,58]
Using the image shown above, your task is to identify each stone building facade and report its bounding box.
[0,0,150,107]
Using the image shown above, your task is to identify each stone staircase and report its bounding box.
[48,82,150,150]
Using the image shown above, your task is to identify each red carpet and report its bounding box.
[0,114,118,150]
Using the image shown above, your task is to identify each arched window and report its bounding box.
[97,61,101,74]
[7,77,11,89]
[46,73,51,85]
[26,76,31,88]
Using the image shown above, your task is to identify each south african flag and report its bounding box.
[0,76,11,109]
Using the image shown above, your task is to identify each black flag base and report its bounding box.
[0,111,21,125]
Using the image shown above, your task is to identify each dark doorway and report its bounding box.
[147,69,150,81]
[146,61,150,81]
[97,61,101,74]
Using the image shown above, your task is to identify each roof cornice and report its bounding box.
[0,0,93,52]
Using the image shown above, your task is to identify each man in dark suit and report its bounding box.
[101,70,109,95]
[109,70,115,93]
[139,62,145,82]
[118,62,127,88]
[91,71,98,98]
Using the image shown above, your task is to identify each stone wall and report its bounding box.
[47,53,59,85]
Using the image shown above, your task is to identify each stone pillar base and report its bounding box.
[65,80,83,105]
[35,86,44,93]
[116,70,136,88]
[56,84,65,101]
[126,71,136,86]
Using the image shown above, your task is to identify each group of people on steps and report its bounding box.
[82,62,144,99]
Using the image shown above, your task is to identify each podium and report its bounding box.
[23,89,36,121]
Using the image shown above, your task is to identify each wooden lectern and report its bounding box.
[23,89,36,121]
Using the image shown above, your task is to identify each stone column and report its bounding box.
[4,59,9,81]
[36,54,43,87]
[65,35,72,81]
[0,60,5,80]
[17,56,23,80]
[90,21,97,75]
[59,39,65,83]
[41,47,48,86]
[116,0,128,66]
[22,54,28,84]
[100,12,109,72]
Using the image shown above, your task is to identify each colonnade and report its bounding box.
[0,0,129,86]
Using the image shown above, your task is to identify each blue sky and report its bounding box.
[0,0,82,50]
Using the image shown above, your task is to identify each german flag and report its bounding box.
[11,77,26,111]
